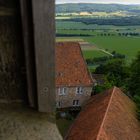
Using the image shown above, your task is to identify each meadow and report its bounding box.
[82,50,109,58]
[84,36,140,63]
[56,21,139,30]
[56,20,140,65]
[56,14,140,73]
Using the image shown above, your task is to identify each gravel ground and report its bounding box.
[0,103,63,140]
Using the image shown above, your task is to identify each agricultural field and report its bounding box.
[56,37,84,42]
[56,11,135,18]
[82,50,109,59]
[56,21,140,65]
[56,21,139,30]
[56,3,140,71]
[84,36,140,63]
[56,32,140,60]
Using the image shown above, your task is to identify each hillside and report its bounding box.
[56,3,140,13]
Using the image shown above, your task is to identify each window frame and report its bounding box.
[58,87,67,95]
[76,87,83,94]
[73,100,79,106]
[56,101,61,108]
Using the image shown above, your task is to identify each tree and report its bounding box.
[95,59,130,87]
[128,52,140,97]
[93,79,112,95]
[128,52,140,119]
[112,51,116,55]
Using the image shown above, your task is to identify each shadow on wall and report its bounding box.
[0,0,18,8]
[0,0,27,102]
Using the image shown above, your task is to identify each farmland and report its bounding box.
[84,36,140,62]
[56,3,140,71]
[56,21,140,63]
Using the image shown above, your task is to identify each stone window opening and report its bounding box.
[57,101,61,108]
[73,100,79,106]
[58,87,67,95]
[76,87,83,94]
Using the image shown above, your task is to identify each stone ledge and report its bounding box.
[0,103,62,140]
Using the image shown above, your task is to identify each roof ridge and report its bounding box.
[96,87,116,140]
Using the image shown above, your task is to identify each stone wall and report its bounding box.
[0,1,27,101]
[56,86,92,108]
[32,0,56,112]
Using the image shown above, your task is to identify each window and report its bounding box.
[76,87,83,94]
[73,100,79,106]
[58,87,67,95]
[56,101,61,108]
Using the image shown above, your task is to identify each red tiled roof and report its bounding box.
[65,87,140,140]
[56,42,94,87]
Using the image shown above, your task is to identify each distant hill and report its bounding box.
[56,3,140,13]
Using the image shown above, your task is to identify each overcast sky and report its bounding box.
[56,0,140,4]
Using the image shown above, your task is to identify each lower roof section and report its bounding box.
[65,87,140,140]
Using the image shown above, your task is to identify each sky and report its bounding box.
[56,0,140,5]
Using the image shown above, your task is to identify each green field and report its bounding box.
[84,36,140,63]
[56,37,84,42]
[56,21,140,31]
[82,50,109,59]
[56,35,140,63]
[56,19,140,66]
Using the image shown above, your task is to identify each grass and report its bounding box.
[56,17,71,19]
[57,29,95,36]
[56,36,140,63]
[84,36,140,63]
[82,50,109,59]
[82,50,109,72]
[56,21,120,30]
[88,65,99,72]
[56,20,140,63]
[56,118,73,138]
[56,20,140,30]
[56,37,84,42]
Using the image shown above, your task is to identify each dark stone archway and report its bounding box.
[0,0,27,101]
[0,0,56,113]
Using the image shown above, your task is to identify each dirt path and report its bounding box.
[0,103,63,140]
[98,49,113,56]
[80,41,113,56]
[79,41,98,50]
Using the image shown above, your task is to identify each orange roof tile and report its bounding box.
[56,42,94,87]
[65,87,140,140]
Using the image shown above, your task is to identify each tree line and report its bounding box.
[64,17,140,26]
[92,52,140,119]
[86,51,125,65]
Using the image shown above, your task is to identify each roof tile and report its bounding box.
[65,87,140,140]
[56,42,93,87]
